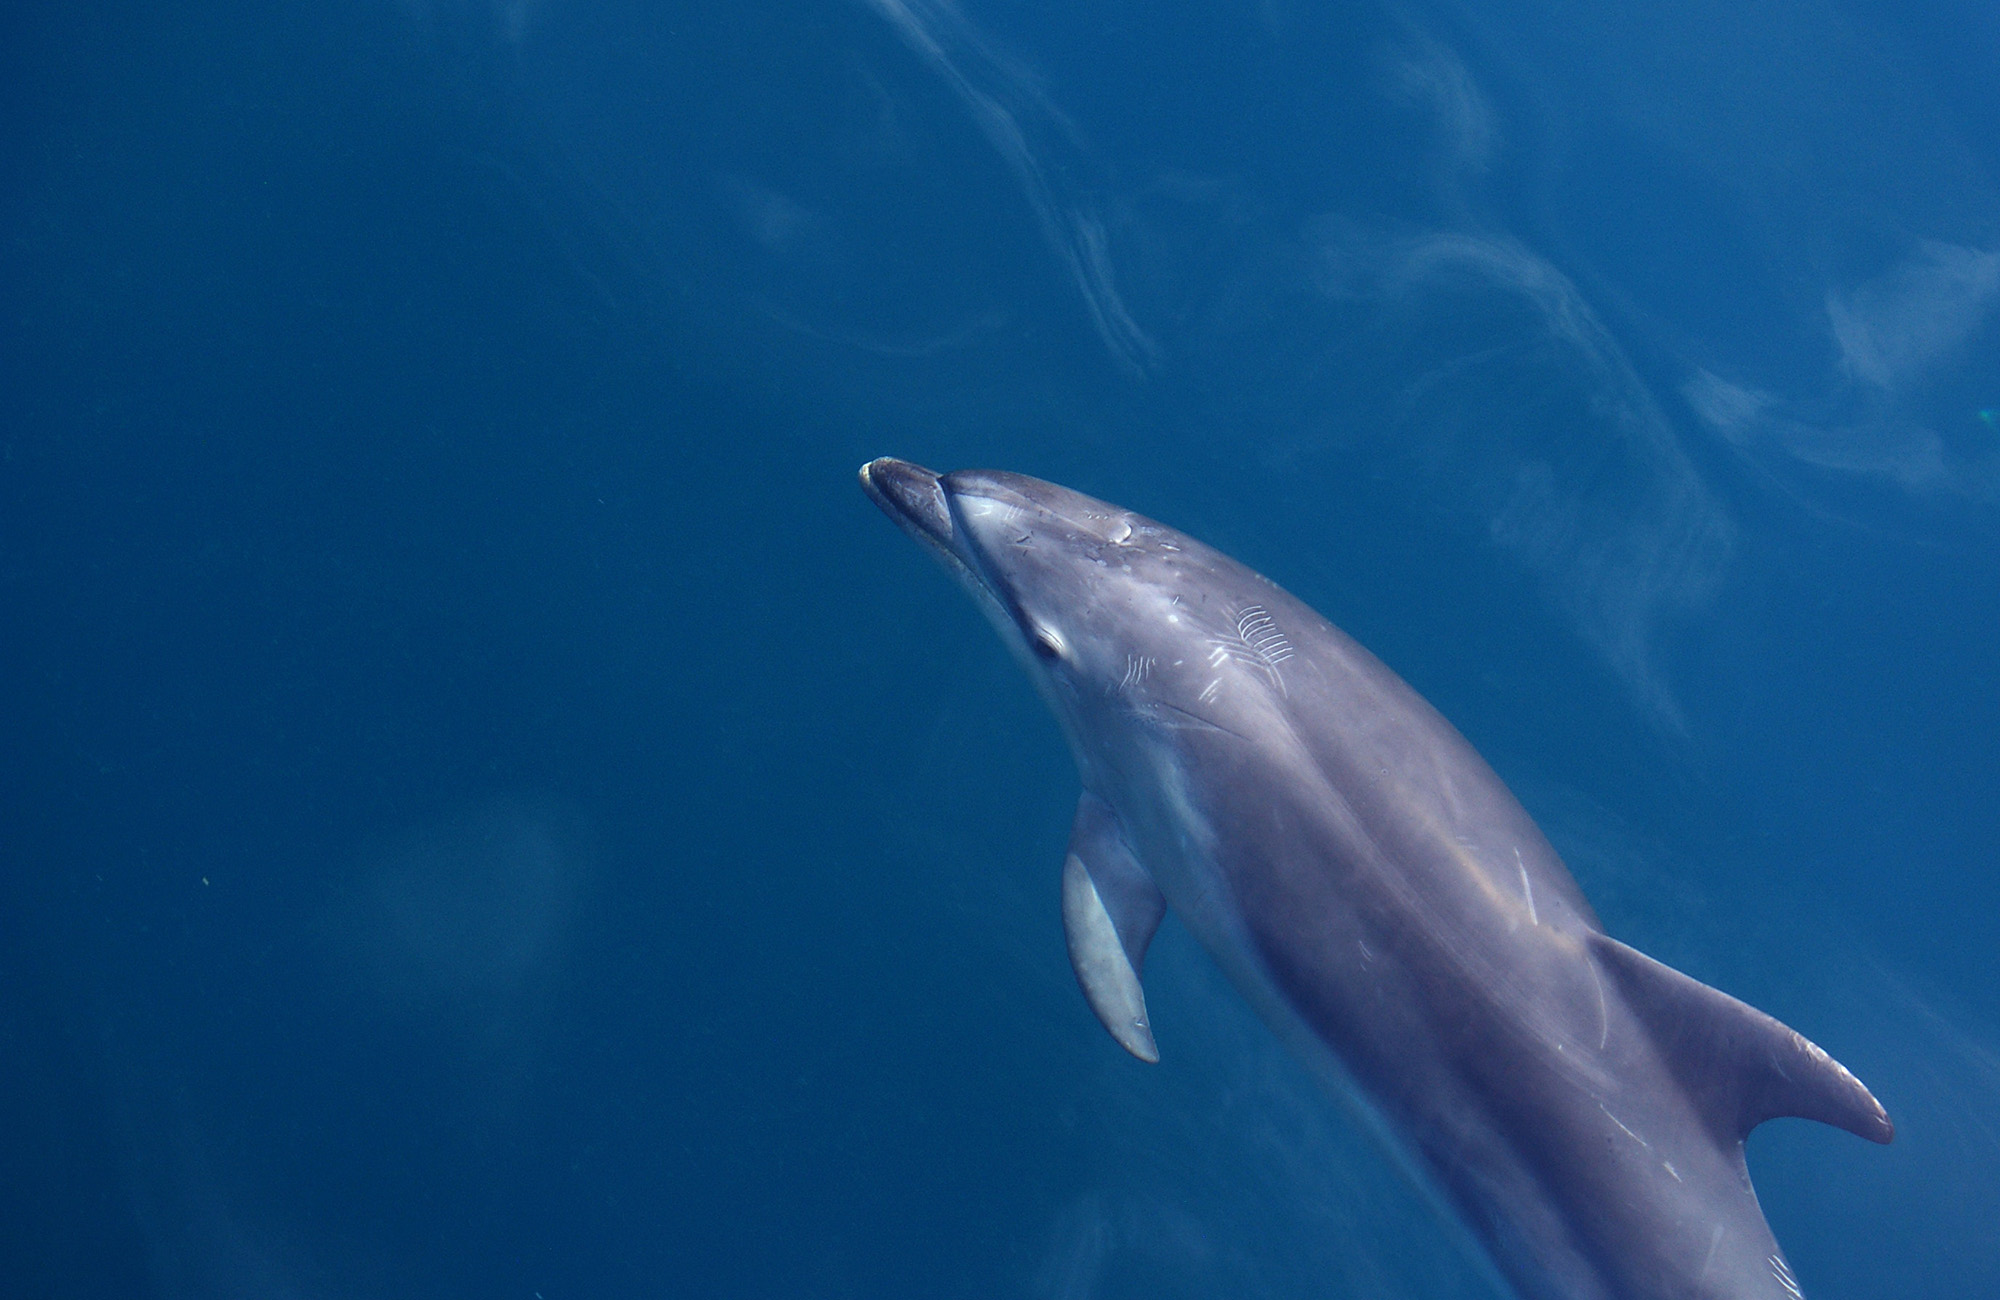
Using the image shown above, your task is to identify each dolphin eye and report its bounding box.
[1030,627,1066,662]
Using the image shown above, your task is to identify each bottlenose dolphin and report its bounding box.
[860,458,1892,1300]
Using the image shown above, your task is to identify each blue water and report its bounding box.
[4,1,1996,1296]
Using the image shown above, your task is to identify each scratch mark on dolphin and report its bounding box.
[1587,955,1609,1051]
[1515,846,1539,926]
[1599,1104,1650,1149]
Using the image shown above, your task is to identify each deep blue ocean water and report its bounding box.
[5,1,1997,1296]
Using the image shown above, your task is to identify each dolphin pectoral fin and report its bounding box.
[1063,853,1160,1061]
[1588,932,1894,1145]
[1062,793,1167,1063]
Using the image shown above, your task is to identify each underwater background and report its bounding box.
[4,1,1997,1296]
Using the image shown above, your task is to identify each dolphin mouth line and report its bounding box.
[862,456,1045,656]
[860,458,995,601]
[859,458,955,554]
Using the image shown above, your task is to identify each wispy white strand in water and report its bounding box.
[863,0,1158,374]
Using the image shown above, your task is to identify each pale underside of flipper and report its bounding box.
[1061,792,1167,1062]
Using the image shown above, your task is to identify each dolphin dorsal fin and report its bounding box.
[1587,932,1894,1146]
[1061,793,1167,1063]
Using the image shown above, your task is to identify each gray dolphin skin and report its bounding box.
[860,458,1893,1300]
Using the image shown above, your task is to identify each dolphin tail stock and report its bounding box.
[1588,932,1895,1146]
[1061,792,1167,1063]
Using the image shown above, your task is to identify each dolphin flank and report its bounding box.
[860,458,1891,1300]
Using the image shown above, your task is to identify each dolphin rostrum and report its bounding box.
[860,458,1891,1300]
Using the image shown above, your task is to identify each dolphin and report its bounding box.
[860,458,1892,1300]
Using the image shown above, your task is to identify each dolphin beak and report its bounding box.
[860,458,958,558]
